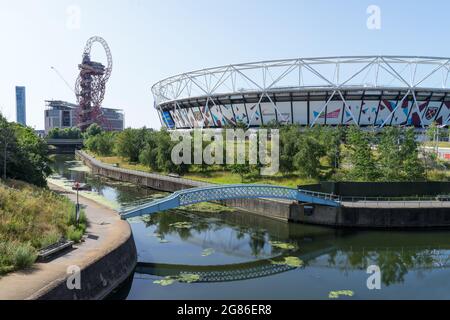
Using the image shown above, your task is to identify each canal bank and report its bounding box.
[76,150,450,229]
[76,150,295,222]
[0,183,137,300]
[41,155,450,299]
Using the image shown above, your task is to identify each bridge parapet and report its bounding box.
[179,185,299,206]
[46,139,84,146]
[121,184,340,220]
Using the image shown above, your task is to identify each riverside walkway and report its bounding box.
[0,183,135,300]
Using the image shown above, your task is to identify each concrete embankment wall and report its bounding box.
[303,181,450,197]
[290,205,450,229]
[37,233,137,300]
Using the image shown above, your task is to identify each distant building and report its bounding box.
[44,100,124,133]
[34,130,46,138]
[15,86,26,125]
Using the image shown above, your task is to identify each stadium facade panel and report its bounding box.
[152,56,450,129]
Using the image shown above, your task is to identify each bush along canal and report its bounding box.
[50,155,450,300]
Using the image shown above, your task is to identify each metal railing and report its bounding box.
[339,195,450,208]
[298,189,341,202]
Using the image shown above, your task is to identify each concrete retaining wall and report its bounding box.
[290,205,450,229]
[76,150,208,193]
[220,198,292,222]
[37,233,137,300]
[303,181,450,197]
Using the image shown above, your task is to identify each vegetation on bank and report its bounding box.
[82,122,449,186]
[0,180,86,275]
[0,114,51,187]
[0,113,87,276]
[47,127,82,140]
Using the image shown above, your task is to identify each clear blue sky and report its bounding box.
[1,0,450,129]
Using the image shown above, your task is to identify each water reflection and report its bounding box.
[50,155,450,299]
[137,208,450,288]
[50,155,160,210]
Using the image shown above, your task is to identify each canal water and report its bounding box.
[50,155,450,300]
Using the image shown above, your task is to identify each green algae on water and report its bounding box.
[153,277,176,286]
[269,241,298,251]
[170,222,193,229]
[328,290,354,299]
[153,273,200,286]
[201,248,215,257]
[178,202,235,214]
[271,257,304,268]
[178,274,200,283]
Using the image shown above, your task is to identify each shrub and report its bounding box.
[12,243,37,269]
[0,181,88,274]
[0,242,37,273]
[66,226,84,243]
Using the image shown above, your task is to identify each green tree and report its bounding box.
[279,125,301,174]
[400,128,425,181]
[378,127,403,181]
[293,129,325,179]
[0,117,16,180]
[139,131,159,170]
[85,123,103,138]
[230,163,251,182]
[47,127,82,139]
[426,121,447,155]
[85,132,116,156]
[115,128,149,162]
[320,126,345,173]
[139,129,189,174]
[345,126,378,181]
[0,115,51,186]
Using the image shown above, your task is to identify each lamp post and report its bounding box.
[74,181,80,226]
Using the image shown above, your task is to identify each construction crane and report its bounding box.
[75,36,113,131]
[50,66,75,94]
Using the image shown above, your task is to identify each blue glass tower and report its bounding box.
[15,86,26,126]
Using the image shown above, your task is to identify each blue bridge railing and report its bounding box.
[120,184,340,220]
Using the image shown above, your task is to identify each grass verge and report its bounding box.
[0,180,87,275]
[86,151,316,188]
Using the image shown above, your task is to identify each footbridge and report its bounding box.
[120,184,340,220]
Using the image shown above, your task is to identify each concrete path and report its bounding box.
[0,183,132,300]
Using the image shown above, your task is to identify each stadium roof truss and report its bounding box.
[152,56,450,128]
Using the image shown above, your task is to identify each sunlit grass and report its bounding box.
[85,151,153,173]
[184,171,315,188]
[423,141,450,148]
[0,180,86,275]
[87,151,317,187]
